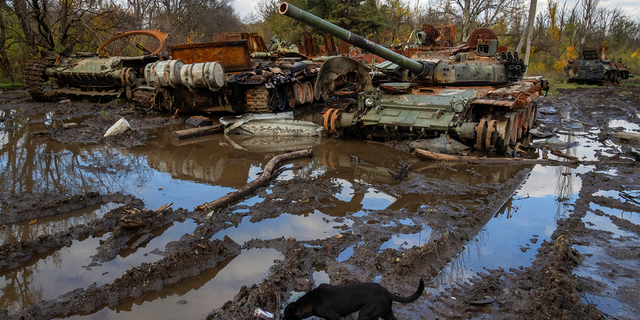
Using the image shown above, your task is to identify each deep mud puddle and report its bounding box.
[0,217,200,313]
[62,248,283,320]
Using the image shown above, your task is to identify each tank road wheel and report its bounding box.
[506,112,518,146]
[484,120,498,151]
[273,85,287,112]
[474,118,488,151]
[245,86,272,113]
[530,103,538,127]
[495,114,514,155]
[25,60,64,101]
[304,81,314,103]
[515,108,525,139]
[294,82,305,106]
[286,84,296,108]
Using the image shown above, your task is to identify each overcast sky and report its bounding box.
[233,0,640,22]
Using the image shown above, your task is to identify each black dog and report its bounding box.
[283,278,424,320]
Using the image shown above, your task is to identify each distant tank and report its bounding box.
[25,30,168,102]
[279,2,548,154]
[565,48,630,84]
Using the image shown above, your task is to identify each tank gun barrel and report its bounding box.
[278,2,426,76]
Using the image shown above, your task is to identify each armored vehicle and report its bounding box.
[25,30,168,102]
[279,2,548,154]
[26,30,320,114]
[146,35,320,113]
[565,49,630,84]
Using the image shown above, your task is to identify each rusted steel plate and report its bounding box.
[168,40,252,72]
[472,99,514,107]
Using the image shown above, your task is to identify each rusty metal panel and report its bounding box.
[245,33,268,53]
[436,26,456,47]
[168,40,252,72]
[213,32,242,42]
[337,40,350,55]
[301,35,316,56]
[323,34,337,56]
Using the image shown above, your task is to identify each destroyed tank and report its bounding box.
[25,30,168,102]
[565,49,630,84]
[143,33,320,114]
[279,2,548,154]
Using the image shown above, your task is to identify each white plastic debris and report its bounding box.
[104,118,131,137]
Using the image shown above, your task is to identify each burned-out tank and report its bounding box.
[565,49,630,84]
[25,30,321,114]
[25,30,168,102]
[142,33,320,114]
[279,2,548,154]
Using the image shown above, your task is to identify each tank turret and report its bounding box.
[279,2,524,86]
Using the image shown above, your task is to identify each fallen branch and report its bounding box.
[154,202,173,212]
[612,132,640,142]
[412,148,579,165]
[413,148,637,166]
[547,146,579,162]
[196,148,313,213]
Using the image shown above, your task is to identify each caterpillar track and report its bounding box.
[25,60,65,101]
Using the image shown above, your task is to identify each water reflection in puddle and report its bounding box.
[608,119,640,131]
[0,219,199,314]
[0,235,108,313]
[1,202,122,243]
[435,164,581,285]
[212,210,350,244]
[379,227,434,252]
[63,248,283,320]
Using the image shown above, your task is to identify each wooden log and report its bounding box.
[547,146,579,162]
[413,148,637,166]
[171,125,222,140]
[612,132,640,142]
[196,148,314,213]
[412,148,579,165]
[154,202,173,212]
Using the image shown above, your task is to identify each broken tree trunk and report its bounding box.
[196,148,314,213]
[413,148,637,166]
[412,148,579,165]
[612,132,640,142]
[171,125,223,140]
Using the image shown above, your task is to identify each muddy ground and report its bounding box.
[1,82,639,320]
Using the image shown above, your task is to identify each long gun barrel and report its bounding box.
[278,2,427,76]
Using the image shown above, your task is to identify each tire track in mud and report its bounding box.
[7,236,241,320]
[0,195,143,271]
[434,164,639,319]
[0,192,129,225]
[2,177,340,319]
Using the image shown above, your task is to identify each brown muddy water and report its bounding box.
[1,99,639,319]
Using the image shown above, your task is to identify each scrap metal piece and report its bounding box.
[96,29,169,58]
[220,112,324,136]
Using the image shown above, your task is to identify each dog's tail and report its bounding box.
[391,278,425,303]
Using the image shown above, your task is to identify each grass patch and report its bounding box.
[543,78,600,96]
[0,82,24,90]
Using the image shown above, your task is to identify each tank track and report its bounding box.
[245,86,272,113]
[25,60,65,101]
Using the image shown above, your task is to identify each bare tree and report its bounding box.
[450,0,513,40]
